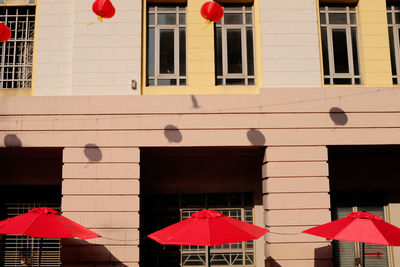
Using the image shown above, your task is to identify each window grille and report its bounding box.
[320,5,361,85]
[215,5,255,86]
[387,5,400,85]
[0,6,35,89]
[332,206,389,267]
[147,5,186,86]
[2,203,61,267]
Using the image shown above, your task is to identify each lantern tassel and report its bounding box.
[201,20,212,30]
[97,15,103,22]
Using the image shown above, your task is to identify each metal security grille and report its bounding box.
[147,5,186,86]
[140,193,256,267]
[3,203,61,267]
[215,5,255,86]
[0,6,35,89]
[320,5,361,85]
[387,5,400,85]
[181,208,255,266]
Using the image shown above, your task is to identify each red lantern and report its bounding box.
[201,2,224,23]
[92,0,115,21]
[0,23,11,42]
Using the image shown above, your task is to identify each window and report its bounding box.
[0,5,35,89]
[215,5,255,86]
[332,206,389,267]
[141,193,256,267]
[147,5,186,86]
[387,5,400,85]
[320,5,361,85]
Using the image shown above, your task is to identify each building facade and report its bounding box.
[0,0,400,266]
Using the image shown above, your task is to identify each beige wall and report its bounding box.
[260,0,322,87]
[1,86,400,266]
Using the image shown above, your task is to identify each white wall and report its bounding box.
[260,0,322,87]
[72,0,141,95]
[35,0,74,95]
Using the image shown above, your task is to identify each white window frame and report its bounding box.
[215,5,255,86]
[320,5,361,85]
[147,5,186,86]
[0,5,35,89]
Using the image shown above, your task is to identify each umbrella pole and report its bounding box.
[361,242,365,267]
[38,238,42,267]
[207,246,211,267]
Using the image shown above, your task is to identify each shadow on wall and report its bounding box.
[314,244,332,267]
[61,238,128,266]
[84,143,103,162]
[164,125,183,143]
[247,129,265,146]
[4,134,22,147]
[191,95,200,108]
[329,107,348,126]
[266,256,282,267]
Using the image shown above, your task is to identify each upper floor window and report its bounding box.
[147,5,186,86]
[320,5,361,85]
[387,5,400,85]
[215,5,255,86]
[0,5,35,89]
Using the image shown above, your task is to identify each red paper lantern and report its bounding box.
[0,23,11,42]
[201,2,224,22]
[92,0,115,20]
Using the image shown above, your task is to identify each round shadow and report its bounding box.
[329,107,348,126]
[84,143,102,162]
[247,129,266,146]
[164,125,183,143]
[4,134,22,147]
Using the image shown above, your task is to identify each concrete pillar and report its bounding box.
[61,146,140,266]
[263,146,332,267]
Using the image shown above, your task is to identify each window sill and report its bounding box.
[142,85,259,95]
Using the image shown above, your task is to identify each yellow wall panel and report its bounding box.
[357,0,392,86]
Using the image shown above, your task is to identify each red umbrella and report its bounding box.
[148,209,268,266]
[0,207,100,266]
[303,212,400,267]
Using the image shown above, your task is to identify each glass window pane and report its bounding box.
[226,78,245,85]
[149,14,155,25]
[351,27,359,75]
[248,78,255,85]
[157,6,176,11]
[227,29,242,74]
[320,13,326,24]
[387,13,393,24]
[245,14,252,24]
[355,78,361,84]
[332,29,349,73]
[158,79,177,85]
[179,79,186,85]
[147,28,155,76]
[329,13,347,24]
[324,78,330,85]
[321,27,330,75]
[215,27,222,76]
[389,27,396,75]
[246,28,254,76]
[158,13,176,25]
[333,78,352,84]
[396,13,400,24]
[179,28,186,76]
[179,13,185,25]
[159,29,174,74]
[224,13,243,24]
[393,78,398,84]
[148,79,154,86]
[350,13,356,24]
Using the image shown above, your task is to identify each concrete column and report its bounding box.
[262,146,332,267]
[61,146,140,266]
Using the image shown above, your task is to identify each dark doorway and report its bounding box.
[139,147,265,267]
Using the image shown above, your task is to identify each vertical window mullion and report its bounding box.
[346,26,355,84]
[222,27,228,85]
[327,25,335,83]
[395,25,400,81]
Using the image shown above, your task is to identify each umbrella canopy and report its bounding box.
[0,207,100,239]
[303,212,400,246]
[148,209,268,246]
